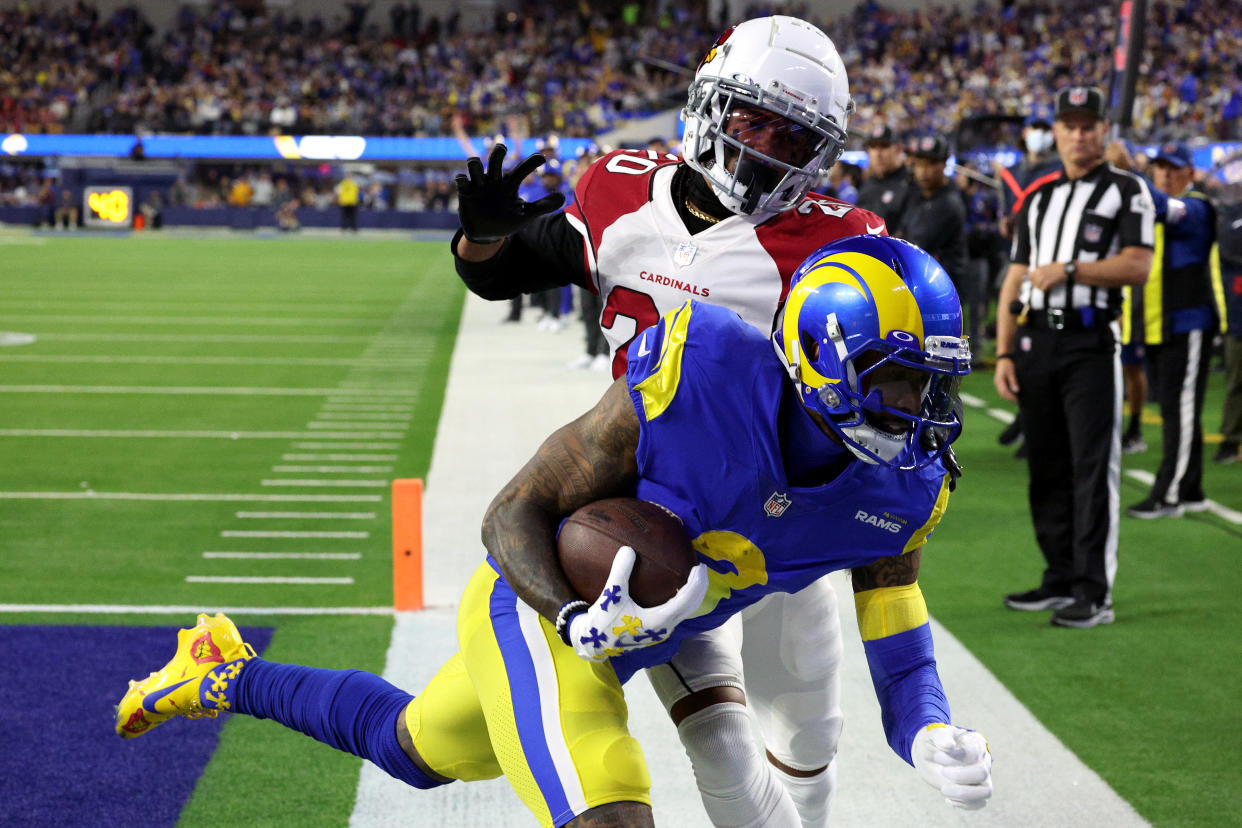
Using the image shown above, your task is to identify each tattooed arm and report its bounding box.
[850,547,921,593]
[482,377,640,623]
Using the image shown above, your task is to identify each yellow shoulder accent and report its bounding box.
[854,582,928,641]
[903,473,951,554]
[633,303,693,421]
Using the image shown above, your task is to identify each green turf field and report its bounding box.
[0,236,462,825]
[3,234,1240,826]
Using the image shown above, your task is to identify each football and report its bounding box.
[557,498,697,607]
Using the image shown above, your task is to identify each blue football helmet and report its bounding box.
[772,235,971,470]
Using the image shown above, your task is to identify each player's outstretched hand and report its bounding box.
[455,143,566,243]
[568,546,708,662]
[911,724,993,810]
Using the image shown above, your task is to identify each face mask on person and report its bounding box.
[1025,129,1053,155]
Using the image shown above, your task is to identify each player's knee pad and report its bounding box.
[676,702,800,828]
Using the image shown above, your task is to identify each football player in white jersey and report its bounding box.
[451,16,923,827]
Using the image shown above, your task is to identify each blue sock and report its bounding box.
[232,658,448,789]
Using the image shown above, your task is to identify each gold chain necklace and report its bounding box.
[685,198,723,224]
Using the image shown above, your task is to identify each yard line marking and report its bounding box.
[321,404,414,412]
[293,442,400,450]
[272,465,393,473]
[185,576,355,585]
[235,511,376,519]
[316,412,412,421]
[203,551,363,560]
[0,354,424,367]
[1123,469,1242,524]
[0,491,382,502]
[959,397,1242,527]
[0,429,403,439]
[307,422,407,431]
[261,479,388,488]
[220,530,369,539]
[35,333,375,343]
[0,384,415,397]
[0,313,397,327]
[0,299,396,314]
[0,604,394,615]
[282,453,397,461]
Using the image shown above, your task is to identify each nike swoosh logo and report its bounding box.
[142,677,195,712]
[866,222,885,235]
[636,334,651,357]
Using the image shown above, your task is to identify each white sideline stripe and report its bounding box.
[203,552,363,560]
[0,491,381,502]
[0,384,415,397]
[0,429,403,439]
[316,412,412,421]
[272,465,393,473]
[185,576,355,585]
[293,442,400,450]
[235,511,376,519]
[0,313,397,327]
[35,332,376,343]
[0,603,392,615]
[0,354,424,367]
[963,399,1242,527]
[220,530,370,539]
[261,479,388,488]
[282,453,397,461]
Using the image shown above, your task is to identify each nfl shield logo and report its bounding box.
[1069,87,1088,106]
[674,242,697,267]
[1083,223,1102,243]
[764,492,792,518]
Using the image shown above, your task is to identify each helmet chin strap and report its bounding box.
[733,156,780,214]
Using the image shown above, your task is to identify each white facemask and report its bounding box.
[1025,129,1053,155]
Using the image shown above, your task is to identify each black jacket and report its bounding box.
[893,181,969,287]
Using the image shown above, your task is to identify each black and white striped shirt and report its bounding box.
[1011,161,1155,313]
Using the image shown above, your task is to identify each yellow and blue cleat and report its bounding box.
[115,612,256,739]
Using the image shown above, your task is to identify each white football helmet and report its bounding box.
[682,16,854,218]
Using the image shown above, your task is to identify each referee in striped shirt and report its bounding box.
[994,85,1156,629]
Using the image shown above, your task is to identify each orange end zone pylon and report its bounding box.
[392,478,424,611]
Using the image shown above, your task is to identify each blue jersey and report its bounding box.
[606,301,951,682]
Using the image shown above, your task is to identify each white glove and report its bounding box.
[911,723,993,810]
[568,545,708,662]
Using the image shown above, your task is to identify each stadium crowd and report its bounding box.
[2,0,1241,143]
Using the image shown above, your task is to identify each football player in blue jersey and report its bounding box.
[116,235,993,827]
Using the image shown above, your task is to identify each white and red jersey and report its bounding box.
[565,148,888,377]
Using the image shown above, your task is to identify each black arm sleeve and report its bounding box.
[451,211,591,301]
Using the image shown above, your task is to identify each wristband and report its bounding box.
[555,600,590,646]
[995,353,1014,361]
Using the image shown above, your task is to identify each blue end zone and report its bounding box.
[0,624,273,828]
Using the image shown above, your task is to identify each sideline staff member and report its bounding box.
[1116,142,1217,517]
[994,85,1155,629]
